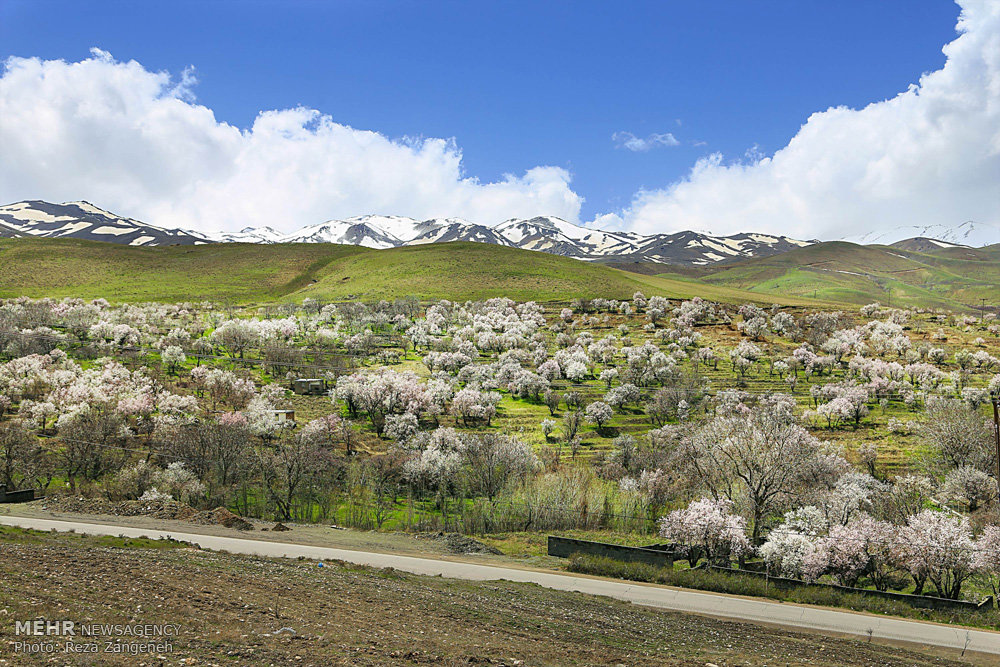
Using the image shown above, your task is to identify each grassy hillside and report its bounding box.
[297,242,649,302]
[0,238,819,306]
[918,243,1000,263]
[294,242,819,305]
[0,238,360,303]
[694,241,1000,310]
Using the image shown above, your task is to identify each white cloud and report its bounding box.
[612,131,680,152]
[0,49,582,232]
[3,0,999,246]
[609,0,1000,245]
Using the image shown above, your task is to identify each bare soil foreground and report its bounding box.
[0,527,981,667]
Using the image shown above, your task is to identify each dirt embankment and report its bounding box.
[34,496,254,530]
[419,531,503,555]
[0,529,972,667]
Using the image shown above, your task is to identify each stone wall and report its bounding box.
[548,536,677,568]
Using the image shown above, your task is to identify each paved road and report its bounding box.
[3,515,998,656]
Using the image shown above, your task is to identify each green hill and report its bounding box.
[0,238,359,303]
[0,238,818,306]
[694,241,1000,310]
[292,242,821,305]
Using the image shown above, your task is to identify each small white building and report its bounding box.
[270,409,296,424]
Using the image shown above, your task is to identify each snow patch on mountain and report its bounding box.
[848,220,999,248]
[1,200,823,265]
[0,200,207,246]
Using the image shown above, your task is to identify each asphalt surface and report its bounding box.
[2,514,998,656]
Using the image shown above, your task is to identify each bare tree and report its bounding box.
[921,397,995,473]
[259,434,337,521]
[674,394,827,541]
[0,420,45,489]
[563,410,582,443]
[56,406,127,492]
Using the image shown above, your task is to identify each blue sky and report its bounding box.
[2,1,996,242]
[1,0,959,220]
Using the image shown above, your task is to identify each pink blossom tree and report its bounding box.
[897,510,976,599]
[674,393,827,541]
[658,497,751,567]
[973,524,1000,599]
[335,369,429,436]
[804,514,897,590]
[450,387,501,427]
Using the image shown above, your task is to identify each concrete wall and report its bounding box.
[706,566,993,612]
[0,486,35,504]
[548,534,991,613]
[548,536,677,568]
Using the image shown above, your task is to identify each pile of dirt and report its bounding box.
[271,522,291,532]
[135,499,199,521]
[36,496,198,520]
[422,532,502,555]
[35,496,116,515]
[191,507,255,531]
[34,495,252,530]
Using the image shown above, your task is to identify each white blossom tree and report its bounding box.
[584,401,613,430]
[897,510,976,599]
[658,497,750,567]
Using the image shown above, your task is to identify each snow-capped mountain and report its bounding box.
[889,237,970,253]
[273,215,517,249]
[487,216,813,264]
[0,200,207,246]
[281,217,402,248]
[189,226,286,244]
[406,219,512,246]
[0,220,22,238]
[494,216,644,257]
[847,220,1000,248]
[0,200,816,265]
[629,231,814,265]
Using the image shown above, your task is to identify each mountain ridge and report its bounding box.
[0,200,207,246]
[0,199,815,266]
[3,199,992,268]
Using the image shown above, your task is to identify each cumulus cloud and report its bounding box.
[3,0,999,245]
[0,48,582,232]
[612,131,680,152]
[608,0,1000,245]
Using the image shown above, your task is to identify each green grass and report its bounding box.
[0,237,822,306]
[3,236,997,310]
[297,242,653,302]
[0,524,188,549]
[0,238,360,303]
[697,241,1000,310]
